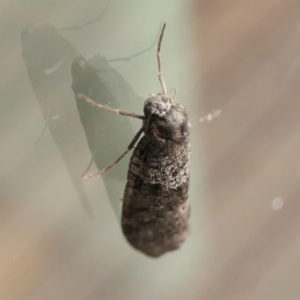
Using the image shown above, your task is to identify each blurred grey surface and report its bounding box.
[1,0,299,299]
[191,0,300,299]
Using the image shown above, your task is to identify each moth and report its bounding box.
[79,22,191,257]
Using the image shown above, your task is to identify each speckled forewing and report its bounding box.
[121,129,191,257]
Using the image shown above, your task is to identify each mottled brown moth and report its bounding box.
[79,22,191,257]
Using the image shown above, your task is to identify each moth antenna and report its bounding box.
[157,22,168,96]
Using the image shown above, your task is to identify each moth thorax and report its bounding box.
[144,93,172,117]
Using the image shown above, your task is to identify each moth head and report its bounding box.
[144,93,172,117]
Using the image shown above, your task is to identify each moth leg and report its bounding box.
[83,127,144,179]
[157,22,168,96]
[78,94,145,120]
